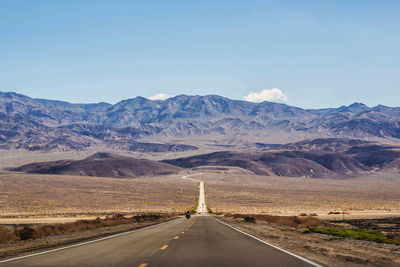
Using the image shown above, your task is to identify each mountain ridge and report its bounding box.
[1,91,400,151]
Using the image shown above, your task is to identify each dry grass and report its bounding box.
[305,227,400,246]
[0,226,18,243]
[0,213,171,244]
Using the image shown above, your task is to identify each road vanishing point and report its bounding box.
[0,179,320,267]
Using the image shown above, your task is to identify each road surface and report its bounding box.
[182,174,206,213]
[0,216,319,267]
[196,181,206,213]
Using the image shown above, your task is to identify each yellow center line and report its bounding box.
[138,264,148,267]
[160,245,168,250]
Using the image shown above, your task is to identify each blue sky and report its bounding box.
[1,0,399,108]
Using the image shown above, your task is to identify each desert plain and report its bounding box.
[1,151,399,220]
[0,150,400,266]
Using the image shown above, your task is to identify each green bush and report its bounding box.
[305,227,400,245]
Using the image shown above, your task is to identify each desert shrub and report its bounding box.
[17,226,36,240]
[328,211,341,215]
[273,216,300,227]
[300,216,323,227]
[305,227,400,245]
[189,208,197,214]
[299,213,308,216]
[386,233,396,239]
[244,216,256,223]
[226,213,324,228]
[207,206,212,213]
[35,224,61,236]
[0,226,17,243]
[134,215,141,224]
[142,214,161,221]
[112,214,125,219]
[293,216,302,225]
[0,213,171,244]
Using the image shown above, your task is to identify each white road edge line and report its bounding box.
[0,218,181,264]
[215,219,322,267]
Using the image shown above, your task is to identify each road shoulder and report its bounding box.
[214,215,400,266]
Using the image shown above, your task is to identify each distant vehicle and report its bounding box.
[186,211,191,219]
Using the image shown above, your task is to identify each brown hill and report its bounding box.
[9,138,400,179]
[163,150,369,178]
[10,153,182,178]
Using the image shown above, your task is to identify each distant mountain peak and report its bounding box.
[86,152,118,160]
[0,91,30,99]
[348,102,369,108]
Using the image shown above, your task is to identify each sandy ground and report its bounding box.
[219,216,400,267]
[199,172,400,216]
[0,156,399,265]
[2,150,399,219]
[0,171,198,217]
[1,168,399,222]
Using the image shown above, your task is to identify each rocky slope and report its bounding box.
[1,91,400,152]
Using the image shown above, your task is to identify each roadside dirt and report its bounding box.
[0,216,105,225]
[218,216,400,267]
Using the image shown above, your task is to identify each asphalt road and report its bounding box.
[1,216,319,267]
[196,181,206,213]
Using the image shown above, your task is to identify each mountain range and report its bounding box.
[1,91,400,152]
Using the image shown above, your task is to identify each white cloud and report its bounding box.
[148,93,171,101]
[243,88,288,103]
